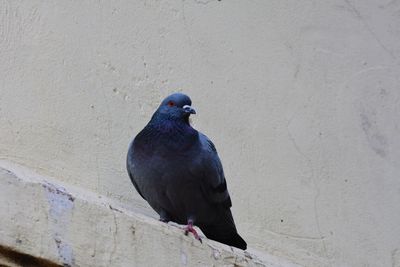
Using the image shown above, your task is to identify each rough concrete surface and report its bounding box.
[0,1,400,266]
[0,161,299,267]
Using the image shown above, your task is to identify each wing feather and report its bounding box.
[197,133,232,208]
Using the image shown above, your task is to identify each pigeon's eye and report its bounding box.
[167,101,175,107]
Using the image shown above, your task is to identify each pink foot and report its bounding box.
[184,220,202,243]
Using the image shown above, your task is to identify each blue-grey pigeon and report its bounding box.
[126,93,247,250]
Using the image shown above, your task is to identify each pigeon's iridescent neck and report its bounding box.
[148,111,195,135]
[134,117,198,156]
[153,120,194,135]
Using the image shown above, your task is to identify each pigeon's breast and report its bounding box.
[133,147,213,222]
[133,145,194,188]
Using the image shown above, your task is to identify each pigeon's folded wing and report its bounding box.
[196,133,232,208]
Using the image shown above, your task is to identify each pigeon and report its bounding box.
[126,93,247,250]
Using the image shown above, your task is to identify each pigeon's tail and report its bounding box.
[200,224,247,250]
[199,210,247,250]
[220,231,247,250]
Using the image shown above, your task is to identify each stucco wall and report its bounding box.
[1,162,298,267]
[1,1,400,266]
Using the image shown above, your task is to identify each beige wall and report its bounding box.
[1,1,400,266]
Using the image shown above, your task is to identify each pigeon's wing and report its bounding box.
[196,133,232,208]
[126,142,146,200]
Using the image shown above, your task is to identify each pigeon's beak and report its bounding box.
[183,105,196,115]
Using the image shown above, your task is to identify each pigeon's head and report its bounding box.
[157,93,196,123]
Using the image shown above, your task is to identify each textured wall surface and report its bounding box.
[1,162,299,267]
[1,1,400,266]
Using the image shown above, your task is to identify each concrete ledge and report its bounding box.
[0,161,300,267]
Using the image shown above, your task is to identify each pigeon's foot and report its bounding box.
[184,219,202,243]
[159,210,171,223]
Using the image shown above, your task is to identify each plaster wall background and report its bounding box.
[1,1,400,266]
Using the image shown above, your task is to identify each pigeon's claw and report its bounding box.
[184,220,202,243]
